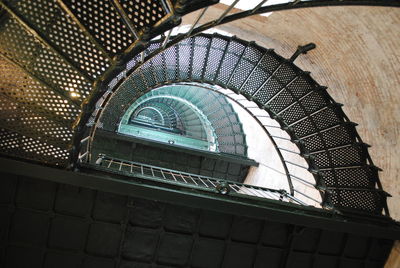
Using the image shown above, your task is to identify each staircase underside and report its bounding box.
[0,157,399,268]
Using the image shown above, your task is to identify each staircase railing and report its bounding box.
[86,153,308,206]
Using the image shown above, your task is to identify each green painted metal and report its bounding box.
[95,128,258,167]
[119,123,211,150]
[118,84,249,152]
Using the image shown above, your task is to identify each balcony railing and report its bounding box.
[84,154,308,206]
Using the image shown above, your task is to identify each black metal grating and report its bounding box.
[327,189,386,214]
[279,102,307,125]
[254,77,284,105]
[269,89,295,113]
[0,56,80,121]
[31,47,91,101]
[191,36,211,81]
[228,47,263,91]
[311,143,366,169]
[291,107,343,138]
[242,66,271,96]
[203,37,229,81]
[0,101,72,148]
[0,128,69,164]
[177,38,192,80]
[141,62,158,88]
[7,0,110,79]
[302,124,356,152]
[62,0,136,56]
[216,39,247,84]
[0,17,91,103]
[284,74,314,98]
[320,166,378,188]
[274,63,298,85]
[151,53,167,84]
[120,0,168,30]
[163,45,179,81]
[0,18,41,67]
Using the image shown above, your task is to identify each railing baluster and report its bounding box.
[277,147,301,155]
[270,135,291,141]
[263,124,281,129]
[188,175,198,185]
[290,174,316,187]
[170,172,178,182]
[107,159,113,168]
[179,173,187,183]
[198,176,209,187]
[140,51,145,63]
[162,29,173,49]
[187,7,208,36]
[246,187,265,198]
[234,184,253,195]
[80,136,90,144]
[215,0,240,24]
[161,170,167,180]
[284,160,309,170]
[207,179,216,187]
[150,167,155,177]
[251,0,269,14]
[78,151,88,161]
[258,189,276,199]
[229,184,240,193]
[294,189,321,204]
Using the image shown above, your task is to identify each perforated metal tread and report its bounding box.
[0,172,394,268]
[0,49,79,164]
[0,16,92,101]
[0,128,69,165]
[4,0,111,79]
[96,33,386,214]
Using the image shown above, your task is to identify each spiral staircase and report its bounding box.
[0,0,400,267]
[114,84,247,155]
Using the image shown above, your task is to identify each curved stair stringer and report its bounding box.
[92,33,388,215]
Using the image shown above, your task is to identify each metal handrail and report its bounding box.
[89,154,305,205]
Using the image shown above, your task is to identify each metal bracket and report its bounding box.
[289,43,316,62]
